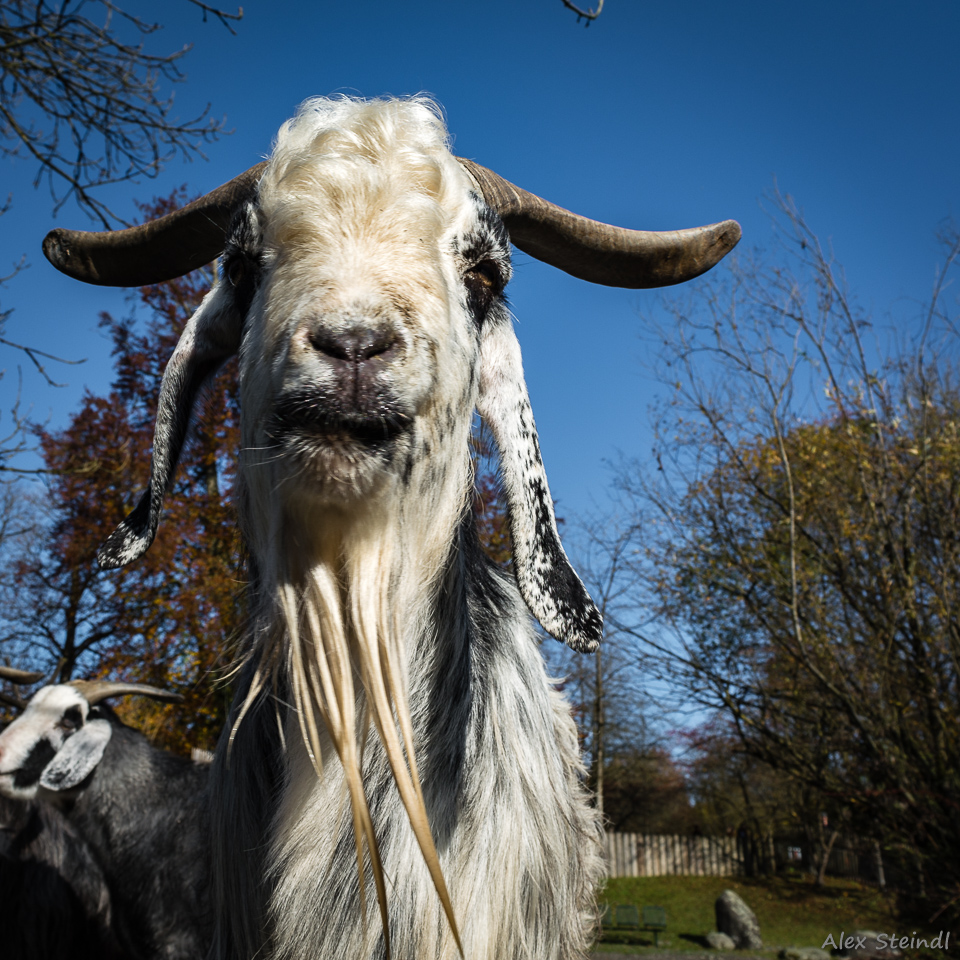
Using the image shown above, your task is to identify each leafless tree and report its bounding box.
[0,0,240,478]
[545,513,653,822]
[1,0,241,226]
[612,192,960,913]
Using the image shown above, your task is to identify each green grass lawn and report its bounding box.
[596,873,928,955]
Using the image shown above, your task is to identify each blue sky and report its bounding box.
[2,0,958,529]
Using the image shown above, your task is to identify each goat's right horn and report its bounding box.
[458,159,740,288]
[67,681,184,706]
[0,666,45,684]
[42,163,268,287]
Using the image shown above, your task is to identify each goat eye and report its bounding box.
[59,706,83,731]
[465,260,502,292]
[463,260,504,321]
[226,258,245,288]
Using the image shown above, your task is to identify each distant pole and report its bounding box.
[594,643,604,820]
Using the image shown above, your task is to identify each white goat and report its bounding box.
[43,97,739,960]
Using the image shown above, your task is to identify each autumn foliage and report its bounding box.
[2,194,243,752]
[2,192,524,753]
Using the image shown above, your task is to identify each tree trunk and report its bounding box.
[816,828,839,886]
[873,839,886,889]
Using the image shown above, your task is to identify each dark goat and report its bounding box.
[0,794,124,960]
[0,680,211,960]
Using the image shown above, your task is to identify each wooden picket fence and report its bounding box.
[604,832,745,878]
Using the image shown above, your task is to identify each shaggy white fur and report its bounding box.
[97,97,604,960]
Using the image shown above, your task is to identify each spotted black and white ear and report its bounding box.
[477,313,602,652]
[39,719,113,792]
[98,283,241,570]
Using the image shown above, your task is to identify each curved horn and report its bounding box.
[42,156,739,290]
[67,680,184,706]
[458,159,740,288]
[0,666,45,684]
[42,163,268,287]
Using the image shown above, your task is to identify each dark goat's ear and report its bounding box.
[98,283,241,569]
[39,719,112,792]
[477,312,602,652]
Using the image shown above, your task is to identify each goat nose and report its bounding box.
[308,325,399,364]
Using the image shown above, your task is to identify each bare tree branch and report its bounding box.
[0,0,237,226]
[561,0,604,25]
[185,0,242,37]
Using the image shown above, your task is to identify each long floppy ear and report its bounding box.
[98,282,241,569]
[39,719,113,792]
[477,313,602,652]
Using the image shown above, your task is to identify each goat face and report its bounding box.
[0,686,109,800]
[0,682,181,800]
[229,102,512,511]
[71,96,740,642]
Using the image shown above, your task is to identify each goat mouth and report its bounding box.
[0,770,38,799]
[269,393,413,450]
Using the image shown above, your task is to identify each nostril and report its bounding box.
[359,328,399,362]
[308,324,399,364]
[308,325,352,361]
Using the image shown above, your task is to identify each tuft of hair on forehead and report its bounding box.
[21,684,88,718]
[274,95,453,168]
[257,96,473,257]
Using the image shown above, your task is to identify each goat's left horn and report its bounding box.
[0,666,45,684]
[67,681,184,706]
[42,163,268,287]
[458,159,740,288]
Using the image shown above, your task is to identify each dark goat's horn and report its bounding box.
[67,680,184,706]
[42,163,268,287]
[42,157,739,289]
[458,159,740,288]
[0,692,26,710]
[0,666,45,684]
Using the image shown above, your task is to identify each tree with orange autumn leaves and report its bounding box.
[0,192,531,753]
[1,194,243,751]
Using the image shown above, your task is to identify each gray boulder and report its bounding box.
[715,889,763,950]
[779,949,831,960]
[840,931,902,960]
[708,931,737,950]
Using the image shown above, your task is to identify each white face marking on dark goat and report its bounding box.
[0,685,89,800]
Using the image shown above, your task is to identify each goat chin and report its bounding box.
[269,432,412,505]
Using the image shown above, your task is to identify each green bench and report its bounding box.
[642,905,667,946]
[600,903,667,945]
